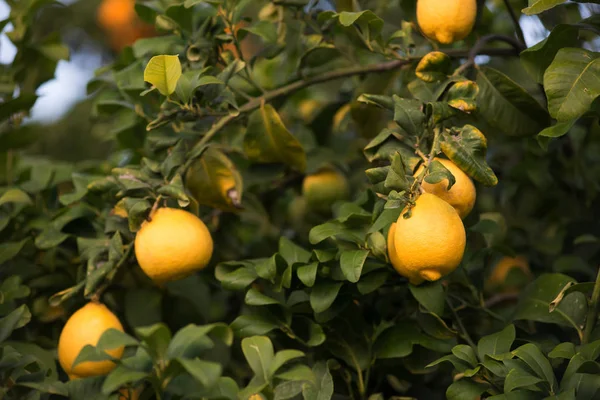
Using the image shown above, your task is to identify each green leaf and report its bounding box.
[375,323,455,359]
[157,174,190,208]
[512,343,557,391]
[279,237,311,266]
[339,250,369,283]
[231,314,280,337]
[242,20,278,43]
[309,221,363,245]
[102,365,149,394]
[270,350,305,376]
[176,358,222,389]
[297,262,318,288]
[409,281,445,316]
[302,361,334,400]
[478,325,515,361]
[166,323,232,360]
[358,270,390,295]
[544,48,600,121]
[96,328,139,352]
[504,368,544,393]
[424,159,456,189]
[244,103,306,172]
[521,25,579,83]
[0,238,29,264]
[446,379,489,400]
[245,288,281,306]
[415,51,452,83]
[440,125,498,186]
[310,282,343,313]
[522,0,567,15]
[0,305,31,343]
[514,273,586,331]
[393,96,425,137]
[135,323,172,361]
[452,345,478,367]
[548,342,576,359]
[242,336,275,384]
[0,95,37,122]
[476,66,549,136]
[143,55,182,96]
[0,188,32,206]
[385,152,409,192]
[185,147,243,211]
[537,119,577,150]
[215,261,258,290]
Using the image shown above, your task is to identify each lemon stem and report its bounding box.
[583,266,600,344]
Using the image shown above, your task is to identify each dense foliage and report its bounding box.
[2,0,600,399]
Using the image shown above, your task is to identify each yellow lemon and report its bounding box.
[58,302,124,378]
[134,207,213,283]
[392,193,466,285]
[302,169,350,213]
[415,158,476,219]
[417,0,477,44]
[485,256,532,293]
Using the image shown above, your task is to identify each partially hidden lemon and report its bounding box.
[416,0,477,44]
[485,255,532,293]
[302,169,350,213]
[390,193,466,285]
[58,302,124,378]
[415,158,476,219]
[134,207,213,283]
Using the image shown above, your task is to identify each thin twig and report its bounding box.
[183,47,519,164]
[447,297,480,360]
[583,266,600,344]
[454,34,525,76]
[502,0,527,48]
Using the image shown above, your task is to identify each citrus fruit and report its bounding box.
[391,193,466,285]
[415,158,476,219]
[416,0,477,44]
[302,169,350,213]
[134,207,214,283]
[58,302,124,378]
[97,0,136,30]
[485,255,532,293]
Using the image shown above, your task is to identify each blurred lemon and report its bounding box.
[302,169,350,213]
[485,256,532,293]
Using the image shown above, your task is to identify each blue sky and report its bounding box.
[0,1,578,124]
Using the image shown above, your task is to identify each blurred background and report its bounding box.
[0,0,598,159]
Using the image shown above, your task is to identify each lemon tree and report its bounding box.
[2,1,600,399]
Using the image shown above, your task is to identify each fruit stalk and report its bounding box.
[583,266,600,344]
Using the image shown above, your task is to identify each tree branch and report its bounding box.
[185,47,518,159]
[502,0,527,48]
[583,266,600,344]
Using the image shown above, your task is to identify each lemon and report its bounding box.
[417,0,477,44]
[58,302,124,378]
[415,158,476,219]
[485,256,532,293]
[134,207,213,283]
[97,0,136,30]
[302,169,350,213]
[391,193,466,285]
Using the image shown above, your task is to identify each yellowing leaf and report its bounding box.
[243,103,306,172]
[185,147,243,212]
[440,125,498,187]
[416,51,452,83]
[143,55,182,96]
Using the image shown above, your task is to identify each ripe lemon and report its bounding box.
[302,169,350,213]
[416,0,477,44]
[391,193,466,285]
[97,0,136,30]
[58,302,124,378]
[485,256,532,293]
[415,158,476,219]
[134,207,213,283]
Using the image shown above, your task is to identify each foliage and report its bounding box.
[1,0,600,399]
